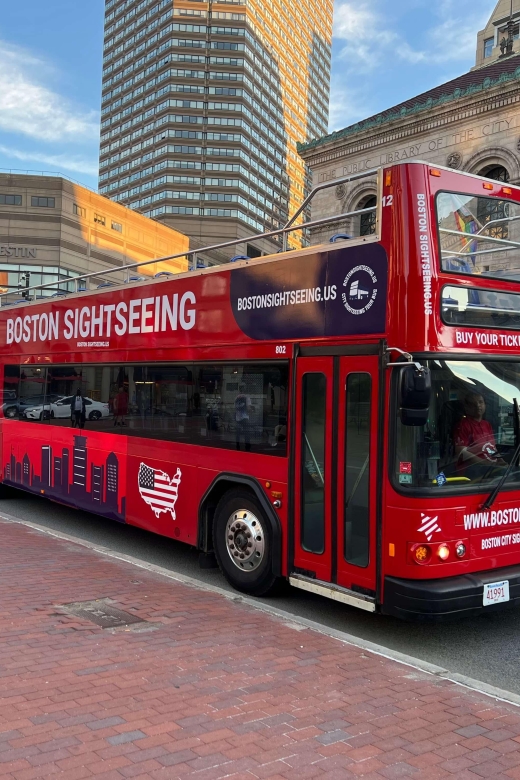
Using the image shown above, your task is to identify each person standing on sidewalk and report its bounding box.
[70,389,86,429]
[113,386,128,427]
[235,383,252,451]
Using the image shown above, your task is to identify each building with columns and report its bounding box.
[299,3,520,244]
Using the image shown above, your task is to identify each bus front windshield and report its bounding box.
[437,192,520,281]
[395,360,520,491]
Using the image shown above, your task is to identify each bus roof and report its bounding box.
[3,160,519,308]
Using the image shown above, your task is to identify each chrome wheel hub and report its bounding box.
[225,509,265,571]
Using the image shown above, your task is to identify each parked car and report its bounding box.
[2,389,18,418]
[24,396,110,421]
[6,394,61,419]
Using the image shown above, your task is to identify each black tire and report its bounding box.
[213,489,279,597]
[39,411,50,421]
[0,480,22,498]
[4,407,17,419]
[89,410,102,421]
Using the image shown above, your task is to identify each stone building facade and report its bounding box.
[299,31,520,244]
[475,0,520,70]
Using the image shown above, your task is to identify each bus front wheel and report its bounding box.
[214,489,278,597]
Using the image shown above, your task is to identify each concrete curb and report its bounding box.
[3,511,520,710]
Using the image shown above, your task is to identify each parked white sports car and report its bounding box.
[24,396,110,421]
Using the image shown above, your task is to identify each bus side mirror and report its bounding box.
[400,365,431,427]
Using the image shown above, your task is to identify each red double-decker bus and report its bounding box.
[4,160,520,620]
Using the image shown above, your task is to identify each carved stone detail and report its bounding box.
[447,152,463,169]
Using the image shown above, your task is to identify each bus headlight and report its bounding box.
[409,538,468,565]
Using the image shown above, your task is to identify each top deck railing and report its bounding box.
[0,167,381,306]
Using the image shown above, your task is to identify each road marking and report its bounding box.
[2,511,520,709]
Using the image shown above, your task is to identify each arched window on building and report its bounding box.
[477,164,510,240]
[479,165,510,183]
[359,195,377,236]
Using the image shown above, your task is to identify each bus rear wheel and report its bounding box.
[214,489,278,597]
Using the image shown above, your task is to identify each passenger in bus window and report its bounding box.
[235,383,252,451]
[114,387,128,427]
[454,392,507,470]
[273,423,287,445]
[70,389,86,430]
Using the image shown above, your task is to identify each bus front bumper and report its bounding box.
[382,565,520,621]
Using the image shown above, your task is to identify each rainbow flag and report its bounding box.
[452,198,479,266]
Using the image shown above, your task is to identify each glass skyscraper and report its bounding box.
[99,0,333,262]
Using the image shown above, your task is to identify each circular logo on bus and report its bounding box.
[342,265,378,315]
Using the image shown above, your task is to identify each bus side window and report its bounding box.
[12,360,289,456]
[3,365,20,419]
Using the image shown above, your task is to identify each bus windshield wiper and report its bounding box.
[482,398,520,510]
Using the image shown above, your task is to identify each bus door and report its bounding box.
[293,355,379,597]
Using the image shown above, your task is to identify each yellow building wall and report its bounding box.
[246,0,333,247]
[70,184,190,277]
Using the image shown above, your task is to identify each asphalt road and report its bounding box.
[3,488,520,695]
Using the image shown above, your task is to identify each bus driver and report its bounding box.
[454,392,507,470]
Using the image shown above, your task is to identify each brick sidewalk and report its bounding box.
[2,521,520,780]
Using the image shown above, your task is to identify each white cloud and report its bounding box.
[425,0,491,64]
[329,0,495,130]
[332,0,490,69]
[427,0,491,63]
[0,145,98,177]
[428,19,477,63]
[333,3,384,44]
[333,2,399,69]
[333,1,425,68]
[0,40,99,143]
[328,80,376,131]
[330,1,427,128]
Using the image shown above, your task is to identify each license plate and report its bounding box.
[483,580,510,606]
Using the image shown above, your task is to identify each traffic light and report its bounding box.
[20,272,31,300]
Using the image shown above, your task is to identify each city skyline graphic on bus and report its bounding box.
[4,435,126,523]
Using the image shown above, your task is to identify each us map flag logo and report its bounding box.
[138,462,182,520]
[417,513,442,541]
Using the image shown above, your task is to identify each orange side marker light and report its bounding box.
[414,544,431,564]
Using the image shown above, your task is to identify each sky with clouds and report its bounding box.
[0,0,495,191]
